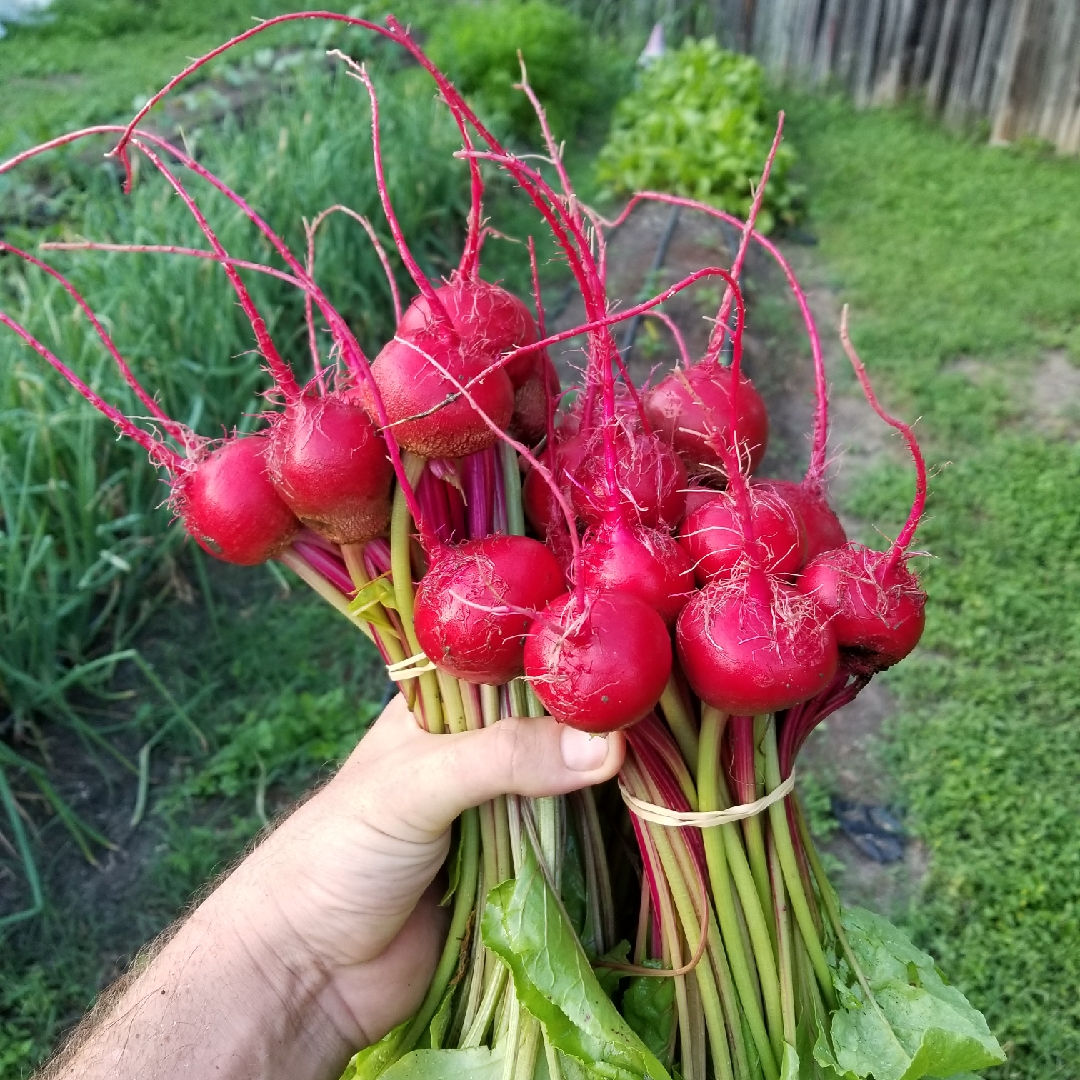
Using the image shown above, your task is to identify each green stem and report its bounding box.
[501,441,526,537]
[701,708,785,1064]
[794,801,888,1027]
[390,452,444,733]
[767,833,796,1048]
[698,710,780,1080]
[399,807,480,1054]
[660,674,699,773]
[647,818,735,1080]
[762,718,836,1009]
[740,719,773,948]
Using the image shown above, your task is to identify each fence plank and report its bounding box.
[875,0,919,103]
[969,0,1010,114]
[811,0,844,83]
[1036,0,1080,139]
[793,0,825,75]
[989,0,1033,142]
[910,0,944,91]
[854,0,886,105]
[943,0,988,126]
[1054,15,1080,150]
[925,0,962,112]
[837,0,863,87]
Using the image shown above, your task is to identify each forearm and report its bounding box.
[40,881,355,1080]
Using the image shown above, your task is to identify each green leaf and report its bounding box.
[377,1046,507,1080]
[340,1021,408,1080]
[781,1042,801,1080]
[481,844,671,1080]
[828,909,1005,1080]
[621,967,675,1063]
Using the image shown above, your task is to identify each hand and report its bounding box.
[44,695,624,1080]
[234,694,625,1049]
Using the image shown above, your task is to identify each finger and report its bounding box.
[378,713,625,840]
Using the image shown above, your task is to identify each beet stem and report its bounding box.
[839,306,927,570]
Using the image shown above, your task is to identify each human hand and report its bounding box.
[221,694,625,1056]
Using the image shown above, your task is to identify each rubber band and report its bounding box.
[618,772,796,828]
[387,652,437,681]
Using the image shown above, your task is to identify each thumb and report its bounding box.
[373,702,625,841]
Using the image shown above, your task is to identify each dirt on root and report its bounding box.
[550,203,925,916]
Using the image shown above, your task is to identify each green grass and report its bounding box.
[790,94,1080,1077]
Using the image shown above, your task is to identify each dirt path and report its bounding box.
[550,203,925,915]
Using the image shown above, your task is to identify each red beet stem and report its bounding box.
[0,310,181,471]
[343,59,454,331]
[1,242,186,443]
[305,205,403,380]
[131,138,300,405]
[39,242,303,289]
[839,306,926,570]
[704,113,785,367]
[601,192,828,485]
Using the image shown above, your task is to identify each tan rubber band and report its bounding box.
[619,772,796,827]
[386,652,436,682]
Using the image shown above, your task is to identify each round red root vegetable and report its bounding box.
[578,521,695,625]
[645,363,768,481]
[267,392,393,545]
[368,326,514,458]
[570,421,687,529]
[508,361,558,445]
[798,543,925,674]
[524,590,672,732]
[175,434,299,566]
[413,535,566,684]
[523,431,589,537]
[755,478,846,564]
[397,278,541,387]
[679,487,805,584]
[676,574,839,715]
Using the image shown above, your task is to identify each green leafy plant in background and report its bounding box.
[597,37,802,231]
[425,0,630,144]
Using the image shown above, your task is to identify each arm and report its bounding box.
[40,696,624,1080]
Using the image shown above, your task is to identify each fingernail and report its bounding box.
[561,726,609,772]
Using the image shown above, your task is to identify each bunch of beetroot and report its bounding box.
[1,17,1006,1080]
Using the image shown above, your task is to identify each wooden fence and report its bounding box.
[568,0,1080,154]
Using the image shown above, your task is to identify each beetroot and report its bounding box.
[176,435,300,566]
[798,544,925,674]
[524,590,672,732]
[578,521,695,625]
[367,326,514,458]
[413,535,565,684]
[679,487,805,584]
[398,278,542,388]
[644,363,768,481]
[569,420,687,529]
[756,479,846,563]
[676,574,838,715]
[797,307,929,675]
[508,360,558,445]
[267,392,392,545]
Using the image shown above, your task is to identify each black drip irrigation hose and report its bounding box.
[619,204,681,360]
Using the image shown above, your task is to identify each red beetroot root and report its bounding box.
[569,419,687,530]
[414,535,565,684]
[676,573,838,715]
[755,478,846,564]
[579,521,695,625]
[175,434,299,566]
[645,363,769,481]
[798,544,925,674]
[367,326,514,458]
[267,392,392,545]
[524,590,672,732]
[398,278,543,388]
[679,486,805,584]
